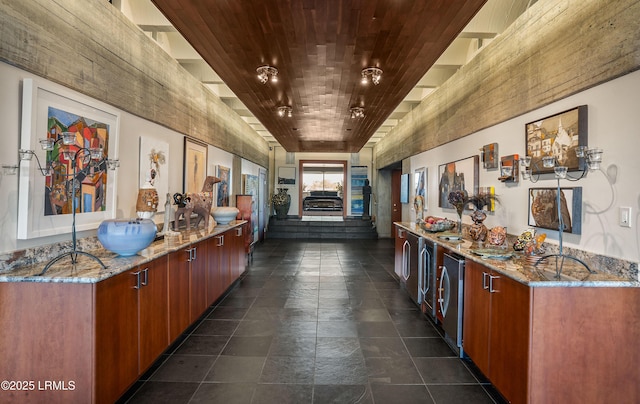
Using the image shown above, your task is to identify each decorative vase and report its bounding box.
[468,210,488,242]
[272,188,291,219]
[136,181,159,219]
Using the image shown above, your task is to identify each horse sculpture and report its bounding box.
[173,176,221,230]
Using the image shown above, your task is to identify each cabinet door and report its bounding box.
[234,225,246,278]
[168,247,192,342]
[215,234,232,289]
[462,259,491,374]
[139,256,169,373]
[488,270,530,404]
[95,269,139,404]
[190,240,209,321]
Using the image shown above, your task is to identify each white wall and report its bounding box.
[0,62,260,255]
[408,70,640,264]
[271,147,374,216]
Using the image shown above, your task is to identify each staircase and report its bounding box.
[266,217,378,239]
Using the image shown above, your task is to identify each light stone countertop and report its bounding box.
[395,222,639,288]
[0,221,246,284]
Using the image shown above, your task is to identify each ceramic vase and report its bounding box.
[468,210,488,242]
[272,188,291,219]
[136,182,159,219]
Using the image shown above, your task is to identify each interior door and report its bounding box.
[391,169,402,240]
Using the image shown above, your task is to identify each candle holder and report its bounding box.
[15,132,120,275]
[520,147,603,278]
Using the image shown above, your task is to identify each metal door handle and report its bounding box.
[489,275,499,293]
[482,272,489,290]
[141,268,148,286]
[133,271,141,289]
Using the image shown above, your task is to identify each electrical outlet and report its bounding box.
[619,207,631,228]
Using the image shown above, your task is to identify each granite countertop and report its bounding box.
[395,222,639,288]
[0,221,246,284]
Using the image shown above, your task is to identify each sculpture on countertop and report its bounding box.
[173,176,221,230]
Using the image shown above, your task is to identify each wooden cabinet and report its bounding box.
[236,195,254,255]
[463,259,530,403]
[0,225,248,403]
[190,240,208,322]
[138,256,169,372]
[95,255,170,404]
[95,268,141,404]
[168,247,192,342]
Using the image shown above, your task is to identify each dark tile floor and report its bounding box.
[122,239,505,404]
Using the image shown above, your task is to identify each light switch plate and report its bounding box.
[619,207,631,228]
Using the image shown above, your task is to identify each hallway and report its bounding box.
[123,239,502,403]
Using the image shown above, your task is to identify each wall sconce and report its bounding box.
[256,65,278,84]
[277,106,292,117]
[498,154,519,183]
[1,164,18,175]
[350,107,365,119]
[361,67,383,85]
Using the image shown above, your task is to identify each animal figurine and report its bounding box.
[173,176,221,230]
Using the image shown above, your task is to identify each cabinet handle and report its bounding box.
[141,268,148,286]
[398,228,406,239]
[186,248,193,262]
[489,275,499,293]
[216,235,224,247]
[133,271,141,289]
[482,272,489,290]
[236,227,242,236]
[192,247,197,261]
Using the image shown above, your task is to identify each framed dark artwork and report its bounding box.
[528,187,582,234]
[183,137,207,194]
[277,166,296,184]
[525,105,588,174]
[438,155,479,208]
[400,173,410,204]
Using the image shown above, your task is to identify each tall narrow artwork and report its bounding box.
[183,138,207,194]
[139,137,169,211]
[217,165,231,207]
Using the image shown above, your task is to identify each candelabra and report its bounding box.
[16,132,120,275]
[520,146,602,278]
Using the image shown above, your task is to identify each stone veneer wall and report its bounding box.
[0,0,269,168]
[374,0,640,168]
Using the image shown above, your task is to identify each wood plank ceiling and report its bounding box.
[150,0,487,153]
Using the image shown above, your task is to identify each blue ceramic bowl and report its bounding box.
[97,218,157,256]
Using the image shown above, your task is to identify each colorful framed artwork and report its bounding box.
[414,167,427,211]
[528,187,582,234]
[139,136,169,211]
[525,105,588,175]
[17,78,119,240]
[437,155,479,208]
[216,165,230,207]
[183,137,207,194]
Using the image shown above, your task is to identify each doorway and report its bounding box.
[299,160,346,217]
